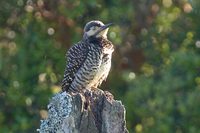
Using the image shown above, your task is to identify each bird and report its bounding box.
[61,20,114,93]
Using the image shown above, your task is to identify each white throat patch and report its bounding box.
[96,28,108,38]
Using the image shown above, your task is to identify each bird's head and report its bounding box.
[83,20,113,39]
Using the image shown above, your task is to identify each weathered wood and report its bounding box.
[38,89,128,133]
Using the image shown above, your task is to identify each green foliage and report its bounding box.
[0,0,200,132]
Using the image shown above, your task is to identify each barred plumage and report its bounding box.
[62,20,114,92]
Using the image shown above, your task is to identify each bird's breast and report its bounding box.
[87,52,112,88]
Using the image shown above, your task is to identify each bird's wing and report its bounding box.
[69,44,103,92]
[62,41,88,91]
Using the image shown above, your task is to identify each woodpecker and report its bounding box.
[62,20,114,93]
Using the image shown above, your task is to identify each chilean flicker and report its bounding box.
[62,20,114,93]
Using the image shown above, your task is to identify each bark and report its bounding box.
[37,89,128,133]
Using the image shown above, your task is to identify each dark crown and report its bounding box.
[84,20,104,32]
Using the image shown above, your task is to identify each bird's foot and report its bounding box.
[104,91,114,101]
[83,89,93,109]
[84,89,93,97]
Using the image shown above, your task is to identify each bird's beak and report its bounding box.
[94,23,113,36]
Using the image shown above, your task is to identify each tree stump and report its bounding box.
[37,89,128,133]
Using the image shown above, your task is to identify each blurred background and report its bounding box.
[0,0,200,132]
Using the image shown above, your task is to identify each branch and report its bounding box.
[37,89,128,133]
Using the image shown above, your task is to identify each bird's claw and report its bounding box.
[83,89,93,109]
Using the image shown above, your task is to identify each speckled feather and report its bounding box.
[61,40,88,91]
[62,36,113,92]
